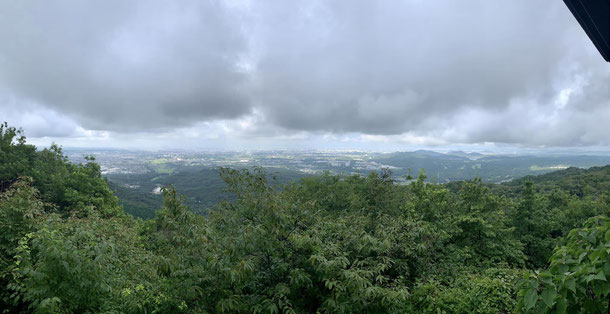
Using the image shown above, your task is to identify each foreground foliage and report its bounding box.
[517,216,610,313]
[1,123,609,313]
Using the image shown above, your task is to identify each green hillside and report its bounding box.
[507,165,610,197]
[108,166,308,219]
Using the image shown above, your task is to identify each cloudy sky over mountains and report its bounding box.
[1,0,609,150]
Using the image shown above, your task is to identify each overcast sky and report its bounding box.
[1,0,609,151]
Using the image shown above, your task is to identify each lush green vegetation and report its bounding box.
[1,123,610,313]
[108,166,308,219]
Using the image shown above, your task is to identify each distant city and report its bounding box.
[65,149,610,184]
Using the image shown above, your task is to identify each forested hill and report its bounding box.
[112,164,610,220]
[108,166,308,219]
[506,165,610,196]
[2,123,610,313]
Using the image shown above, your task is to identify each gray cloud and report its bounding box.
[0,94,82,138]
[0,0,609,146]
[251,1,584,133]
[0,0,250,131]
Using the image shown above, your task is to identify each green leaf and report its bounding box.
[565,278,576,293]
[586,270,606,283]
[541,288,556,308]
[596,270,606,281]
[556,298,567,314]
[525,288,538,310]
[578,252,587,263]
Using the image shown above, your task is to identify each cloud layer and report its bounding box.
[0,0,250,131]
[0,0,609,147]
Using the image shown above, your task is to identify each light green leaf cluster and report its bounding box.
[517,216,610,313]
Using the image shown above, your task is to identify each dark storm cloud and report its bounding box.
[0,0,609,146]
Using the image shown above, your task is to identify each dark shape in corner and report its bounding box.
[564,0,610,62]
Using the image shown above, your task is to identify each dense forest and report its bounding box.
[108,166,307,219]
[1,122,610,313]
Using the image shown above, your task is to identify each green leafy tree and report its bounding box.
[409,267,527,313]
[450,179,525,267]
[517,216,610,313]
[8,213,167,313]
[0,122,121,217]
[0,178,43,311]
[0,123,36,192]
[511,181,555,268]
